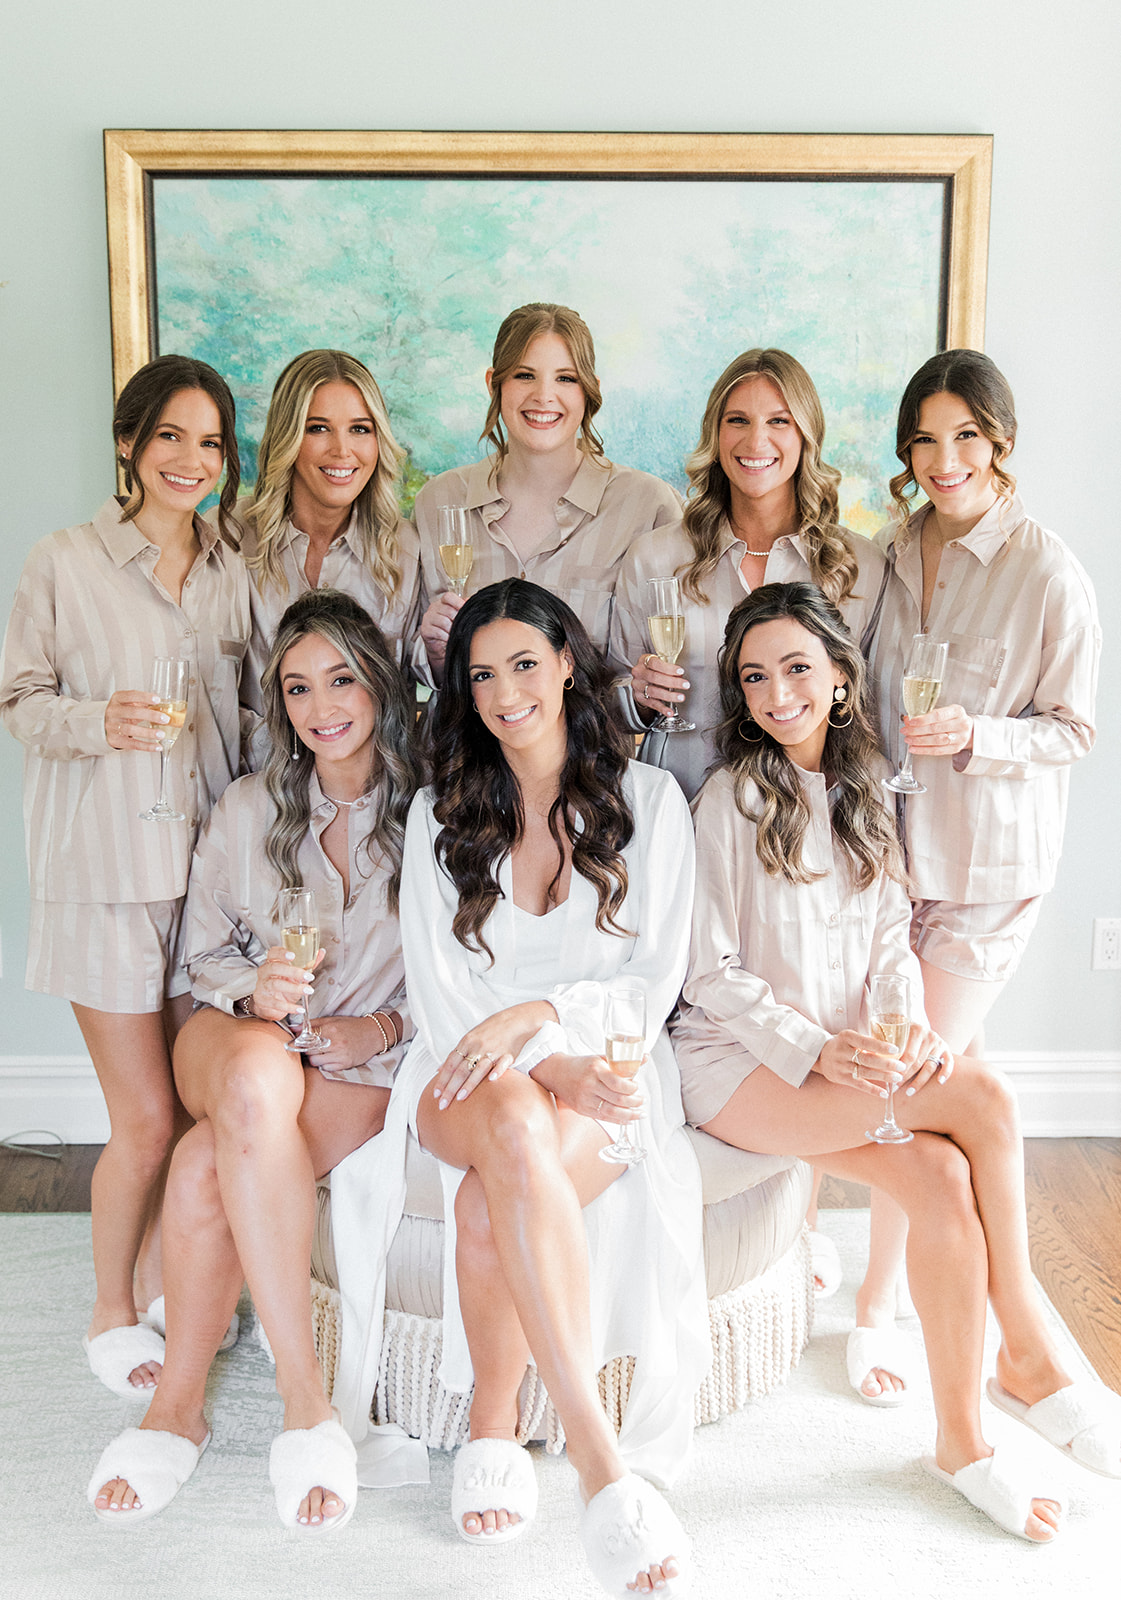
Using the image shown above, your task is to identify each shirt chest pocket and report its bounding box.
[941,632,1006,716]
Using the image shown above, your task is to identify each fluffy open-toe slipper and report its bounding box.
[143,1296,240,1353]
[921,1446,1065,1542]
[986,1376,1121,1479]
[809,1229,842,1298]
[580,1473,691,1597]
[846,1325,915,1408]
[87,1426,210,1526]
[269,1413,357,1533]
[451,1437,538,1545]
[83,1324,166,1399]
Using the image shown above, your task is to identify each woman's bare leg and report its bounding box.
[704,1060,1063,1540]
[450,1107,622,1536]
[95,1043,387,1525]
[74,998,190,1387]
[419,1074,682,1588]
[852,963,1009,1394]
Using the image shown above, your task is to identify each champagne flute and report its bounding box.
[882,634,948,795]
[645,577,695,733]
[138,658,189,822]
[437,506,474,597]
[599,980,648,1166]
[278,887,330,1052]
[865,973,914,1145]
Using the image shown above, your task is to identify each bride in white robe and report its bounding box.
[331,578,706,1598]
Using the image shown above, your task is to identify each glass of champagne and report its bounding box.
[865,973,914,1145]
[138,658,189,822]
[437,506,474,597]
[599,980,648,1166]
[882,634,948,795]
[645,577,695,733]
[278,887,330,1052]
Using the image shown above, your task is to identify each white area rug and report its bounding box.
[0,1211,1115,1599]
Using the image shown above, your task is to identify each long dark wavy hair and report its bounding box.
[429,579,634,959]
[713,583,907,891]
[260,589,420,913]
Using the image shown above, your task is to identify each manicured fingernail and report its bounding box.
[438,1097,449,1111]
[939,1073,948,1083]
[906,1086,916,1096]
[456,1088,468,1100]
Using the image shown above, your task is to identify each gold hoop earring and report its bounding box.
[563,674,575,691]
[738,716,764,743]
[827,685,854,728]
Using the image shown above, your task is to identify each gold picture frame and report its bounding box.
[104,129,992,396]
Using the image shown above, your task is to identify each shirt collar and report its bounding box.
[93,496,218,568]
[285,509,359,555]
[462,452,610,515]
[891,494,1026,568]
[716,515,801,561]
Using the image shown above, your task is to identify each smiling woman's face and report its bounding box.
[281,630,377,770]
[467,616,573,755]
[737,615,845,772]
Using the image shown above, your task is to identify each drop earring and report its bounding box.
[290,725,302,760]
[827,685,854,728]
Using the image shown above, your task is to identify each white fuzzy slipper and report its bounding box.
[986,1375,1121,1479]
[451,1437,538,1545]
[143,1296,240,1353]
[808,1229,842,1298]
[269,1413,357,1533]
[579,1473,691,1597]
[87,1426,210,1526]
[83,1323,166,1399]
[921,1446,1066,1542]
[845,1325,915,1407]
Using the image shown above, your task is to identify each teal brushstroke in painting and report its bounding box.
[154,176,944,533]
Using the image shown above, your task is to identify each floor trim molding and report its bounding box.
[1,1052,1119,1142]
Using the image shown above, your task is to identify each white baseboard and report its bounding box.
[1,1052,1119,1143]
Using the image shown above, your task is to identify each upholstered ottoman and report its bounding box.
[310,1127,813,1448]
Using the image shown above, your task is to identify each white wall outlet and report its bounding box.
[1092,918,1121,970]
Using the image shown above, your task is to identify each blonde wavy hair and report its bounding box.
[679,349,855,607]
[242,350,406,599]
[481,303,605,472]
[889,349,1018,517]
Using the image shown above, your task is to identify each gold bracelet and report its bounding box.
[383,1010,399,1048]
[366,1012,390,1054]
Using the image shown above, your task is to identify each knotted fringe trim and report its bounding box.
[311,1228,812,1451]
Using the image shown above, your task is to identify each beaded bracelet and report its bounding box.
[364,1009,400,1054]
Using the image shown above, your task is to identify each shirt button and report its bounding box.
[188,722,194,731]
[556,498,564,506]
[189,678,197,687]
[938,581,946,589]
[189,769,196,778]
[328,977,336,986]
[832,961,841,970]
[835,1007,843,1016]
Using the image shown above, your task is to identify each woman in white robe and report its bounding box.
[333,578,706,1598]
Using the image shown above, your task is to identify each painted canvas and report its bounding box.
[152,174,947,534]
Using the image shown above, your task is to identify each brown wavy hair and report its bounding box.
[480,303,605,472]
[890,349,1018,516]
[260,589,420,914]
[113,355,241,546]
[713,582,906,891]
[679,349,855,606]
[428,579,633,959]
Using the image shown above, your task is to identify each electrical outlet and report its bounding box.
[1092,918,1121,970]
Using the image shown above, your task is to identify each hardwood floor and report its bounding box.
[2,1137,1119,1388]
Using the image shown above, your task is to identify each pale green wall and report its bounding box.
[1,0,1118,1057]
